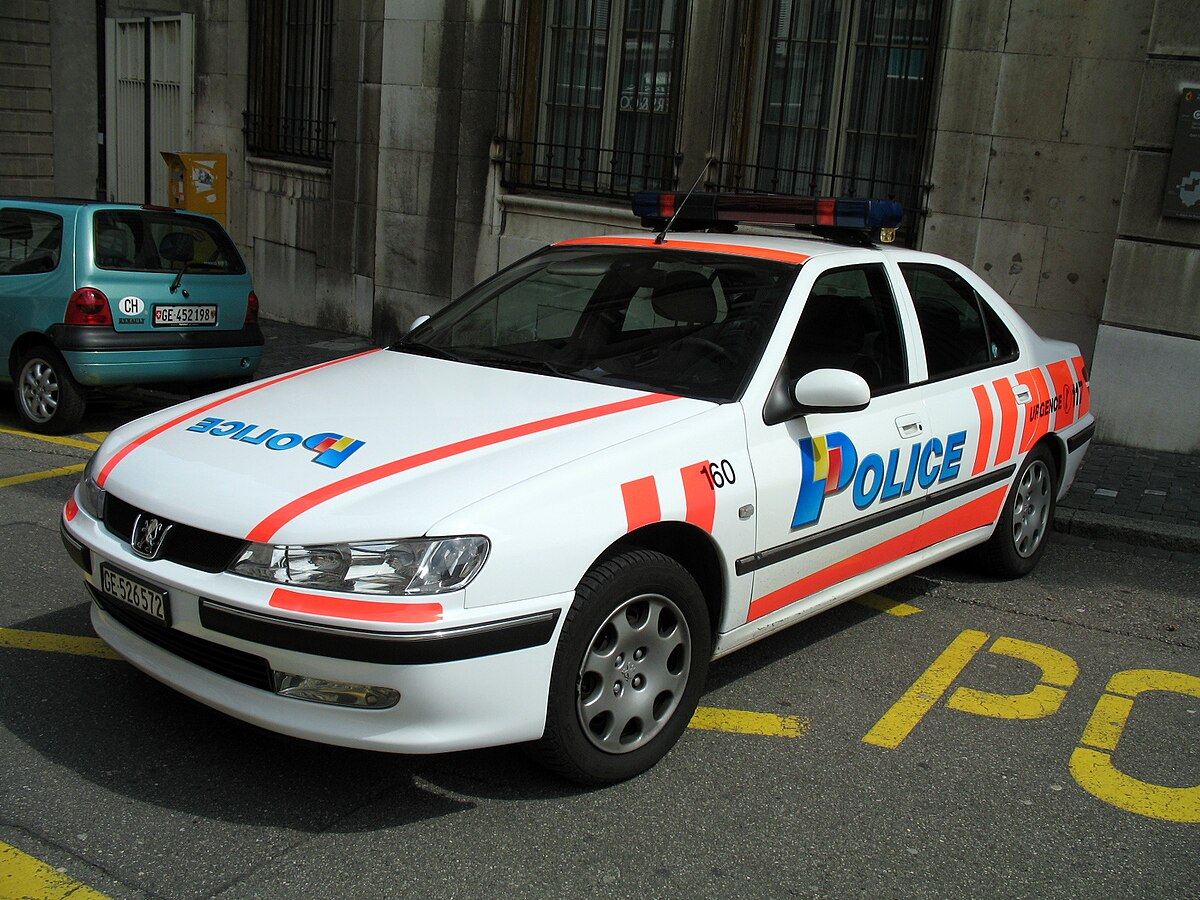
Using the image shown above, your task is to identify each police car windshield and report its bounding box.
[397,246,798,402]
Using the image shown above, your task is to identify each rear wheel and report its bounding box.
[14,345,85,434]
[530,549,710,785]
[974,444,1057,578]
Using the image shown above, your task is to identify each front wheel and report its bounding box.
[530,549,711,785]
[974,444,1057,578]
[14,345,86,434]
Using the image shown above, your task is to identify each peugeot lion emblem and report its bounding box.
[131,513,173,559]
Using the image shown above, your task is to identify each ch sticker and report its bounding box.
[864,630,1200,823]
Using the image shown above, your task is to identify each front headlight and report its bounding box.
[77,454,106,519]
[229,536,489,596]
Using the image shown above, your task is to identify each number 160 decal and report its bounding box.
[701,459,736,490]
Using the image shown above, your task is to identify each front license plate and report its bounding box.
[153,304,217,327]
[99,564,170,624]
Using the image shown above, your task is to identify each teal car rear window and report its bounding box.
[92,209,246,275]
[0,207,63,275]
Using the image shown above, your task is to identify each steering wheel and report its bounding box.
[675,335,736,365]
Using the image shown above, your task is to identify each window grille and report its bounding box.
[714,0,943,223]
[245,0,336,164]
[502,0,685,198]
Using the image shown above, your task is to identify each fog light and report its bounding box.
[272,671,400,709]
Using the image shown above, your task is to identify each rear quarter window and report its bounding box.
[0,208,63,275]
[92,209,245,275]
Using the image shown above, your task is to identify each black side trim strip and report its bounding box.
[1067,422,1096,454]
[735,465,1016,575]
[199,600,562,665]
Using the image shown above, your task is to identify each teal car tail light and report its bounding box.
[245,290,260,325]
[65,287,113,326]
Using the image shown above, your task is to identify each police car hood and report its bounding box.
[97,350,712,544]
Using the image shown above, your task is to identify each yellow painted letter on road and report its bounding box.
[947,636,1078,719]
[1070,668,1200,823]
[863,630,989,749]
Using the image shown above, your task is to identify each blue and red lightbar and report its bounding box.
[632,192,904,236]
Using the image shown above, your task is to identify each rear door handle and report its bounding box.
[1014,385,1033,404]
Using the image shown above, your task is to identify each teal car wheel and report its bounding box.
[15,344,85,434]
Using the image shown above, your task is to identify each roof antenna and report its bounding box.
[655,158,713,245]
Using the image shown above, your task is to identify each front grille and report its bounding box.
[90,586,274,691]
[103,494,248,573]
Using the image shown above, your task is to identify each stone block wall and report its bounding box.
[922,0,1155,362]
[1088,0,1200,453]
[0,1,54,196]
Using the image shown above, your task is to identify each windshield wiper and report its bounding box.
[169,261,191,295]
[466,349,579,379]
[391,340,471,363]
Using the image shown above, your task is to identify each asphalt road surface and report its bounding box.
[0,389,1195,899]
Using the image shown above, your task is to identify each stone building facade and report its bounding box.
[1,0,1197,452]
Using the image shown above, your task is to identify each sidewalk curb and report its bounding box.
[1053,507,1200,555]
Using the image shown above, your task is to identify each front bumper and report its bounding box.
[63,501,570,754]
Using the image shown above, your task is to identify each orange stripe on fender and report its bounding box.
[555,236,811,265]
[622,476,661,531]
[747,487,1007,622]
[680,461,716,533]
[1071,356,1090,417]
[96,350,383,488]
[970,384,994,476]
[249,392,681,543]
[269,588,443,624]
[1045,360,1077,430]
[992,377,1019,466]
[1018,367,1052,453]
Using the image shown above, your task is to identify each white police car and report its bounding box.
[61,195,1094,784]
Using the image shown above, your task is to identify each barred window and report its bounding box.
[715,0,942,222]
[245,0,335,164]
[503,0,686,197]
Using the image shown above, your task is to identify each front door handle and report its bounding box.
[895,414,924,439]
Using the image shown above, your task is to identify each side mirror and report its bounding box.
[792,368,871,413]
[409,315,431,332]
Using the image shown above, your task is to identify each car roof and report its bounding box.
[555,229,912,266]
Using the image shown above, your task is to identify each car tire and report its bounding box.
[974,444,1057,578]
[14,345,86,434]
[530,549,711,785]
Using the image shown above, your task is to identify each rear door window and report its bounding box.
[900,263,1018,379]
[0,208,63,275]
[92,209,245,275]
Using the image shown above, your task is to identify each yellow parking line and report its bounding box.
[0,841,111,900]
[0,426,102,451]
[854,592,922,616]
[0,628,121,660]
[689,706,811,738]
[82,432,109,444]
[0,463,85,489]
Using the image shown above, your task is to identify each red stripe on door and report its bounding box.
[680,462,716,533]
[747,486,1008,622]
[621,476,662,531]
[248,392,681,543]
[269,588,443,623]
[992,377,1019,465]
[96,350,382,488]
[970,384,994,476]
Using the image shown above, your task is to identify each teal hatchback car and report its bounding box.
[1,199,263,433]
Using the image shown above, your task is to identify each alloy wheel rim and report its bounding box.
[18,358,59,424]
[576,592,691,754]
[1011,459,1051,558]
